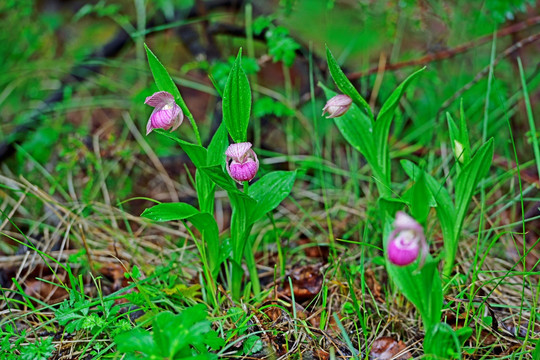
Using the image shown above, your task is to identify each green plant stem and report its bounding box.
[269,213,285,278]
[229,183,259,300]
[183,221,218,307]
[134,0,146,62]
[243,231,260,296]
[187,113,202,146]
[283,63,294,169]
[230,260,243,301]
[309,45,336,254]
[518,57,540,182]
[241,181,261,295]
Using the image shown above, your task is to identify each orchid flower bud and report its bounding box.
[387,212,428,267]
[322,94,352,118]
[144,91,184,135]
[226,142,259,184]
[453,140,465,163]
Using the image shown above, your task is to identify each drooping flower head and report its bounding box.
[226,142,259,184]
[387,212,428,267]
[144,91,184,135]
[322,94,352,118]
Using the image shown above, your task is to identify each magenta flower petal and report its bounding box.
[226,142,259,184]
[322,94,352,118]
[386,212,427,267]
[169,104,184,131]
[387,230,420,266]
[144,91,175,107]
[144,91,184,135]
[225,142,253,161]
[394,212,424,233]
[146,119,154,135]
[228,160,259,182]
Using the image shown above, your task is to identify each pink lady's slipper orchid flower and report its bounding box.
[226,142,259,184]
[387,212,428,267]
[144,91,183,135]
[322,94,352,118]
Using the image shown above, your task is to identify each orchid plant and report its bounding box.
[323,46,494,358]
[140,45,296,303]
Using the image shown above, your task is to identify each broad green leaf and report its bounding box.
[197,123,228,214]
[200,164,248,197]
[374,67,425,182]
[454,139,494,237]
[401,159,455,249]
[248,171,296,224]
[325,46,373,120]
[144,44,193,121]
[196,170,215,214]
[204,330,226,350]
[154,129,207,167]
[243,335,264,355]
[410,170,431,224]
[141,203,221,274]
[320,83,376,166]
[387,257,443,330]
[115,328,155,355]
[424,323,462,359]
[455,327,473,346]
[229,192,255,300]
[141,202,199,222]
[222,48,251,143]
[532,340,540,360]
[153,312,181,357]
[378,196,407,216]
[459,101,471,163]
[190,212,221,275]
[207,123,229,167]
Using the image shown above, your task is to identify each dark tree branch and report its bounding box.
[0,0,245,162]
[348,16,540,79]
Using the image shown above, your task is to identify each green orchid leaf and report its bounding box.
[401,160,456,255]
[453,138,494,245]
[410,170,431,224]
[154,129,207,167]
[207,123,229,167]
[222,48,251,143]
[248,171,296,224]
[424,323,462,359]
[141,202,199,222]
[144,44,193,121]
[325,46,373,120]
[141,203,220,275]
[374,66,425,182]
[320,83,376,166]
[196,123,228,214]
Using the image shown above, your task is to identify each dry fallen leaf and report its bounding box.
[365,269,384,303]
[24,273,68,304]
[370,336,411,360]
[282,264,323,301]
[298,237,329,260]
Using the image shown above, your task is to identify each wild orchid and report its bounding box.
[141,46,296,302]
[324,46,494,358]
[322,94,352,118]
[144,91,183,135]
[225,142,259,184]
[387,212,428,267]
